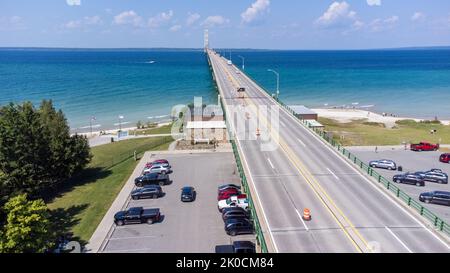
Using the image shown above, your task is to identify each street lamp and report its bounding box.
[238,55,245,70]
[267,69,280,100]
[118,115,124,131]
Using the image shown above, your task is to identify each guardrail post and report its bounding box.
[420,207,424,215]
[408,197,411,206]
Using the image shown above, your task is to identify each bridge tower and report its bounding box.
[204,29,209,52]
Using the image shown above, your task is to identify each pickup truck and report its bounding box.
[410,142,439,151]
[114,207,161,226]
[218,196,249,212]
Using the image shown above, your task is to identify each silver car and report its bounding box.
[369,159,397,170]
[143,163,172,175]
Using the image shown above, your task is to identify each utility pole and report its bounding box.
[267,69,280,100]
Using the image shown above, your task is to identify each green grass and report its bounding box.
[319,117,450,146]
[47,136,173,243]
[129,123,173,136]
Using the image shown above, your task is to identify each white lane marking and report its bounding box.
[297,138,306,147]
[385,226,413,253]
[211,55,280,253]
[326,168,340,181]
[267,158,275,169]
[280,120,287,127]
[295,209,310,231]
[238,63,450,250]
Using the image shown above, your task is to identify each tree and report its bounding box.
[0,194,54,253]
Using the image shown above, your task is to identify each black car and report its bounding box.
[181,186,196,202]
[215,241,256,253]
[134,173,169,187]
[419,191,450,206]
[114,207,161,226]
[393,173,425,186]
[415,170,448,184]
[222,207,251,221]
[218,184,241,194]
[224,218,254,236]
[131,185,163,200]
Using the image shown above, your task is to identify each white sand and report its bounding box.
[312,108,450,128]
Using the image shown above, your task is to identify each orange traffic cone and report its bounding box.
[302,208,311,221]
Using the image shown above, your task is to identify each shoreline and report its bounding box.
[73,121,172,138]
[312,108,450,127]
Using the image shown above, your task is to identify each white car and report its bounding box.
[143,163,172,175]
[218,196,249,212]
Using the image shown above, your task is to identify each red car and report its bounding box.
[440,153,450,163]
[218,192,246,201]
[410,142,439,152]
[218,187,240,195]
[145,159,169,168]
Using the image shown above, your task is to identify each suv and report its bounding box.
[114,207,161,226]
[134,173,170,187]
[143,163,172,175]
[224,218,254,236]
[393,173,425,186]
[222,207,251,221]
[419,191,450,206]
[369,159,397,170]
[440,153,450,163]
[415,170,448,184]
[131,185,163,200]
[180,186,196,202]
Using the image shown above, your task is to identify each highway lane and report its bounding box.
[208,51,450,252]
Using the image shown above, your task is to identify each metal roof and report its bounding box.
[186,121,227,129]
[305,119,324,128]
[289,105,317,115]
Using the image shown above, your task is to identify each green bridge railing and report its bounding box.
[207,52,269,253]
[240,69,450,237]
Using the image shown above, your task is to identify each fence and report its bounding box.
[240,69,450,236]
[207,52,269,253]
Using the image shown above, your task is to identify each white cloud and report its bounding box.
[169,24,181,32]
[241,0,270,24]
[113,10,144,27]
[186,12,200,26]
[148,10,174,28]
[315,2,357,28]
[369,16,399,32]
[411,12,425,22]
[63,16,102,29]
[66,0,81,6]
[366,0,381,6]
[202,15,230,28]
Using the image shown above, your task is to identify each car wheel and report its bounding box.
[418,149,422,152]
[424,199,430,204]
[159,181,164,186]
[147,219,154,224]
[230,231,237,236]
[161,171,166,174]
[132,196,138,200]
[370,164,375,168]
[136,182,143,187]
[116,220,124,226]
[153,194,158,199]
[416,182,422,186]
[395,179,400,183]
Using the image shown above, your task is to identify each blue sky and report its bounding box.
[1,0,450,49]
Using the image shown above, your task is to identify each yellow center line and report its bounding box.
[215,55,370,253]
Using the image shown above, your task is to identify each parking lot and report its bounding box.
[101,151,255,253]
[347,147,450,223]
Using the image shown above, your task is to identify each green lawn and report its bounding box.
[129,123,173,136]
[47,136,173,243]
[319,117,450,146]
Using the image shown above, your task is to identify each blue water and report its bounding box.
[1,48,450,133]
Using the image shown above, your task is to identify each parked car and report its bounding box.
[114,207,161,226]
[134,173,170,187]
[180,186,196,202]
[369,159,397,170]
[218,196,249,212]
[131,185,163,200]
[440,153,450,163]
[218,192,246,201]
[419,191,450,206]
[218,184,241,194]
[145,159,169,168]
[215,241,256,253]
[224,218,254,236]
[393,173,425,186]
[222,207,251,221]
[218,188,240,197]
[415,170,448,184]
[410,142,439,151]
[143,163,172,175]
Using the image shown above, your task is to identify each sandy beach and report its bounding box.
[312,108,450,128]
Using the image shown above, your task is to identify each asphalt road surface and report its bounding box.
[102,152,255,253]
[208,49,450,253]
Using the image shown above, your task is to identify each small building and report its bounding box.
[185,120,228,143]
[305,119,324,130]
[289,105,318,121]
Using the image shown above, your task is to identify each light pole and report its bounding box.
[118,115,124,131]
[238,55,245,70]
[267,69,280,100]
